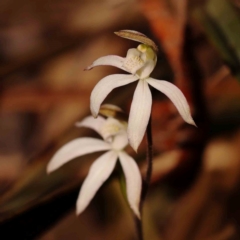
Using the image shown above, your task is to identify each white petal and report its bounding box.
[47,137,111,173]
[84,55,129,72]
[90,74,139,118]
[128,79,152,152]
[147,78,196,126]
[75,115,106,137]
[111,132,128,150]
[76,150,118,215]
[118,151,142,218]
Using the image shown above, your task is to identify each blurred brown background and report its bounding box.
[0,0,240,239]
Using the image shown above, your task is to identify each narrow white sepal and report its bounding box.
[90,74,139,118]
[84,55,128,72]
[76,150,118,215]
[147,78,196,126]
[75,115,106,138]
[47,137,111,173]
[128,79,152,152]
[118,151,142,219]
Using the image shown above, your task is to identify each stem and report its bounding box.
[134,115,153,240]
[142,114,153,201]
[135,217,144,240]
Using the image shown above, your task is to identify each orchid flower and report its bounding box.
[47,115,142,218]
[85,30,196,151]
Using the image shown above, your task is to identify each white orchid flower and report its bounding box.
[85,30,196,151]
[47,115,142,218]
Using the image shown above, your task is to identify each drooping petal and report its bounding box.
[111,132,128,150]
[90,74,139,118]
[118,151,142,218]
[76,150,118,215]
[75,115,106,137]
[147,78,196,126]
[128,79,152,152]
[47,138,111,173]
[84,55,129,72]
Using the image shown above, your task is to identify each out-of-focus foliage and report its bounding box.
[194,0,240,82]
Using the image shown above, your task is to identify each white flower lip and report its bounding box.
[85,31,196,151]
[123,48,145,74]
[47,115,142,218]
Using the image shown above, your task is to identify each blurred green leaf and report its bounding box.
[0,151,90,220]
[194,0,240,81]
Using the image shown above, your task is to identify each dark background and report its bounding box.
[0,0,240,239]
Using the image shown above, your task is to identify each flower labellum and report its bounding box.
[47,115,142,218]
[85,30,196,151]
